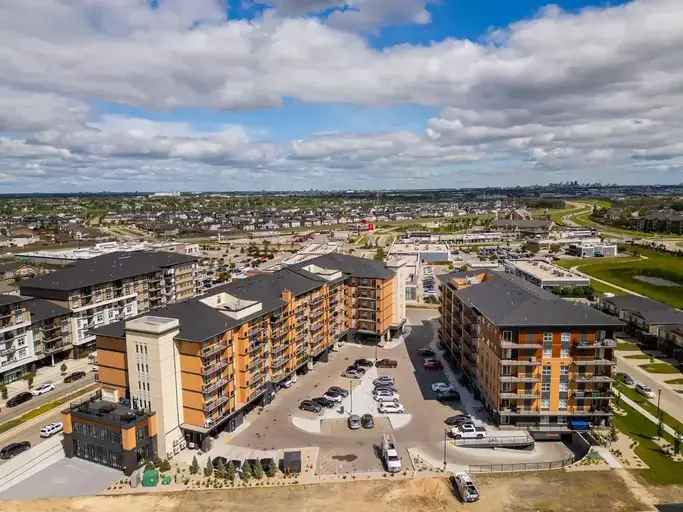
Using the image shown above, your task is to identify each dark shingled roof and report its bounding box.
[25,299,70,323]
[603,295,683,325]
[92,254,394,343]
[294,253,394,279]
[19,251,197,292]
[445,270,622,328]
[0,294,30,307]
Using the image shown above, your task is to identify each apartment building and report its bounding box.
[0,295,34,384]
[92,254,400,457]
[439,270,622,430]
[20,251,199,355]
[26,299,72,367]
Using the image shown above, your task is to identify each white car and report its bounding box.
[280,377,295,389]
[373,376,394,386]
[636,383,656,399]
[40,422,63,438]
[374,393,400,402]
[449,425,487,439]
[431,382,455,393]
[323,392,343,403]
[378,402,405,414]
[32,382,55,396]
[373,389,400,398]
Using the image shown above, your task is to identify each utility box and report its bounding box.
[281,451,302,474]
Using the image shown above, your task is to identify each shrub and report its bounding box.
[159,459,172,472]
[0,384,7,399]
[226,462,236,482]
[60,363,68,374]
[264,462,276,478]
[204,456,213,477]
[190,455,199,475]
[215,458,226,479]
[241,461,252,481]
[252,461,264,480]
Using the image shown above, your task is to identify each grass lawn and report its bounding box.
[612,400,683,486]
[624,354,650,359]
[665,378,683,385]
[561,248,683,308]
[639,362,681,374]
[614,380,683,434]
[617,341,641,351]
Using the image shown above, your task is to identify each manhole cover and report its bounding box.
[331,454,358,462]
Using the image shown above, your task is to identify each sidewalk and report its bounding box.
[620,394,677,439]
[2,357,92,398]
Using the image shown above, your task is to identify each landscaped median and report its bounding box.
[613,379,683,435]
[0,383,98,436]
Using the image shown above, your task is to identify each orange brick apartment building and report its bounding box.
[93,254,402,456]
[439,270,622,430]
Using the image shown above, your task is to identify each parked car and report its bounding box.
[374,389,400,399]
[6,392,33,408]
[636,383,656,399]
[431,382,454,393]
[437,390,461,402]
[378,402,405,414]
[40,422,64,438]
[450,424,486,439]
[313,396,337,408]
[375,359,398,368]
[299,400,322,413]
[327,386,349,397]
[343,369,362,379]
[374,394,400,403]
[64,371,86,383]
[280,377,295,389]
[452,472,480,503]
[418,347,435,357]
[445,414,472,426]
[373,384,398,393]
[361,414,375,429]
[423,359,443,370]
[355,358,374,368]
[0,441,31,459]
[32,382,55,396]
[323,392,344,403]
[348,414,362,430]
[373,376,395,386]
[617,372,635,386]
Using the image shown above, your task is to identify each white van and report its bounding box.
[40,422,64,438]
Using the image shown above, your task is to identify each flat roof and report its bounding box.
[506,260,589,284]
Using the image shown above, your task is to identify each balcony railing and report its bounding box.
[201,342,227,358]
[573,374,613,383]
[204,396,229,413]
[574,359,616,366]
[203,378,228,395]
[501,359,542,366]
[500,392,540,400]
[202,359,229,375]
[501,341,543,349]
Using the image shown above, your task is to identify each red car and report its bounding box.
[423,358,443,370]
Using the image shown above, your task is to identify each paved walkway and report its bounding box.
[593,446,623,469]
[2,357,92,399]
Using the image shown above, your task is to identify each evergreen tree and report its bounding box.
[215,458,226,479]
[252,460,264,480]
[226,462,236,482]
[241,461,252,481]
[190,455,199,475]
[204,456,213,477]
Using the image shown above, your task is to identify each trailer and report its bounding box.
[380,434,402,473]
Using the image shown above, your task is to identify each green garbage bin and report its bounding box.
[142,469,159,487]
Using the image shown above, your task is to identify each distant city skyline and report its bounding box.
[1,0,682,192]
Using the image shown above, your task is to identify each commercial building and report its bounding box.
[20,251,199,355]
[92,254,401,455]
[567,242,617,258]
[439,270,622,430]
[62,392,158,475]
[503,259,590,289]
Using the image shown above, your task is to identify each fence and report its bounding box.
[467,456,575,474]
[453,435,534,448]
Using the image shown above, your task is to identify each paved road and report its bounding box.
[0,374,96,423]
[0,408,64,467]
[616,356,683,423]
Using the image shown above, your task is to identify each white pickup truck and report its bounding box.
[381,434,402,473]
[449,424,487,440]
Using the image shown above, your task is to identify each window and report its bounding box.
[543,332,553,356]
[502,331,512,342]
[542,366,551,378]
[542,382,551,392]
[541,399,550,410]
[560,366,569,376]
[16,337,25,347]
[561,333,570,357]
[559,399,567,410]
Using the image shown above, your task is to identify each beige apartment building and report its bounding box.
[439,270,622,430]
[92,253,402,456]
[20,251,198,356]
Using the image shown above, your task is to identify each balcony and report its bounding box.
[201,342,227,358]
[204,396,229,413]
[203,359,229,375]
[500,392,539,400]
[501,359,541,367]
[574,359,616,366]
[573,373,613,383]
[203,378,228,395]
[501,341,543,349]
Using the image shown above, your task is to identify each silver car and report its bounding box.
[348,414,362,430]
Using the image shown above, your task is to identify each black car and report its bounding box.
[0,441,31,459]
[346,364,366,375]
[418,347,435,357]
[260,457,276,473]
[64,371,86,383]
[374,384,398,394]
[361,414,375,429]
[299,400,322,413]
[444,414,472,426]
[6,391,33,408]
[437,390,461,402]
[376,359,398,368]
[312,396,336,408]
[327,386,349,397]
[355,358,374,368]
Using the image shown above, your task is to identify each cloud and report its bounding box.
[1,0,683,190]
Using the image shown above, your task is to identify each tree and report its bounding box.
[226,461,236,482]
[204,456,213,477]
[241,461,252,481]
[252,460,264,480]
[264,461,276,478]
[215,458,226,479]
[23,372,35,389]
[190,455,200,475]
[60,362,68,375]
[373,247,385,262]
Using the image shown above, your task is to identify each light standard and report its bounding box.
[443,428,448,470]
[656,388,663,438]
[348,378,353,414]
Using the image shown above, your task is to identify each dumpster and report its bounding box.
[281,451,302,474]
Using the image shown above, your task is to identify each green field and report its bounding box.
[665,378,683,385]
[559,248,683,308]
[616,341,641,351]
[640,362,681,374]
[625,354,649,359]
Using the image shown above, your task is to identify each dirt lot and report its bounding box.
[3,471,654,512]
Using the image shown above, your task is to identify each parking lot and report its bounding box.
[205,307,572,475]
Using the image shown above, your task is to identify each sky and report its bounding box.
[1,0,682,192]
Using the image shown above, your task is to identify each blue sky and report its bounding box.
[0,0,681,192]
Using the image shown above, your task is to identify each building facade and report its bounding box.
[0,296,35,384]
[439,270,622,430]
[93,254,402,457]
[20,251,199,355]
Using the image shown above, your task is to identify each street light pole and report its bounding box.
[657,388,663,438]
[443,428,448,470]
[349,378,353,414]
